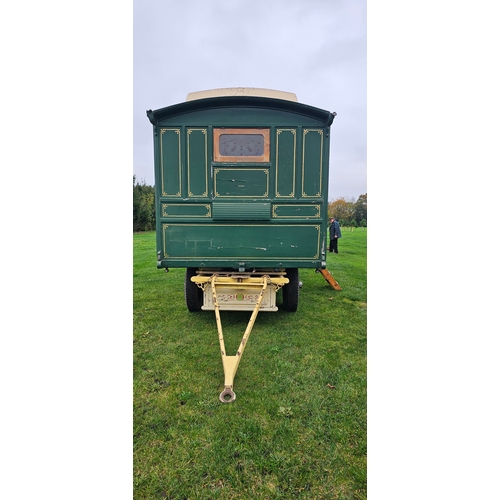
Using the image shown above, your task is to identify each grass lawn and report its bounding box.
[134,229,367,499]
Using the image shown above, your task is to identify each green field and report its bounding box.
[134,229,367,499]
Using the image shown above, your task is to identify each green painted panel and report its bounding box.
[160,128,181,197]
[276,129,296,198]
[161,203,211,218]
[161,224,320,260]
[212,202,271,220]
[187,128,208,197]
[301,129,323,198]
[214,168,269,197]
[272,204,321,219]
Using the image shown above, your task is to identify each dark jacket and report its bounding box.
[330,220,342,240]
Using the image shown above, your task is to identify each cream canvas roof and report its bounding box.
[186,87,298,102]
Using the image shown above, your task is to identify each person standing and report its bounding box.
[329,218,342,253]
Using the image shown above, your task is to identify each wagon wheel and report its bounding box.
[282,268,299,312]
[185,268,203,312]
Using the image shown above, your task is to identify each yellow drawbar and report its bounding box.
[191,273,288,402]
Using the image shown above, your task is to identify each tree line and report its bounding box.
[133,177,367,232]
[328,194,367,228]
[133,176,155,232]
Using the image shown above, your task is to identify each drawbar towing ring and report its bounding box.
[219,388,237,403]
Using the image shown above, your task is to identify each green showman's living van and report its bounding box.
[147,88,337,314]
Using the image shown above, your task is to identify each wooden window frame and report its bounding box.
[213,128,270,163]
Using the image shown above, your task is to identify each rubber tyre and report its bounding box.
[184,268,203,312]
[282,268,299,312]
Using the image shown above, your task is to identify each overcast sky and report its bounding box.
[133,0,367,201]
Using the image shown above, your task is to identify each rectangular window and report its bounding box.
[213,128,270,163]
